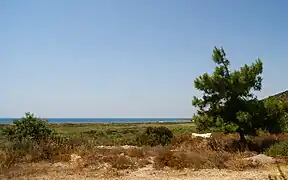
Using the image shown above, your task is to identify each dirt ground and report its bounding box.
[1,162,285,180]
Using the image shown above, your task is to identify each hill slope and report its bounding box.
[262,90,288,102]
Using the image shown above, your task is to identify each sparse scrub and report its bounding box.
[247,134,279,153]
[266,141,288,157]
[137,158,151,167]
[136,126,173,146]
[1,118,286,173]
[0,113,81,169]
[225,158,261,171]
[153,147,258,170]
[125,147,145,158]
[1,116,287,174]
[1,112,288,179]
[172,134,211,152]
[112,155,135,170]
[207,134,240,152]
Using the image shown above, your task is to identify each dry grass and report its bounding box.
[125,147,145,158]
[152,147,258,170]
[2,131,288,178]
[154,148,207,170]
[112,155,135,170]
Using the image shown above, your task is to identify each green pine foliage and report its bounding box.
[192,47,288,144]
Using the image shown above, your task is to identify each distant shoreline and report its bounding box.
[0,118,192,125]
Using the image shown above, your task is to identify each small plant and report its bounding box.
[1,112,54,143]
[266,141,288,157]
[136,126,173,146]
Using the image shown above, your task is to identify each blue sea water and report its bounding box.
[0,118,191,124]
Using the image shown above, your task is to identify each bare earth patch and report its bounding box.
[2,134,288,180]
[0,162,284,180]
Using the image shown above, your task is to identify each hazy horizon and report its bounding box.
[2,0,288,118]
[0,117,192,119]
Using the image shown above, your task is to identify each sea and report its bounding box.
[0,118,191,124]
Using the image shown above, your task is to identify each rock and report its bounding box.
[244,154,275,165]
[70,153,85,168]
[52,162,70,169]
[70,154,82,163]
[191,133,212,139]
[98,162,111,170]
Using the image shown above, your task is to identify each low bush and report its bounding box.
[0,113,79,169]
[247,134,279,153]
[207,133,284,153]
[208,135,240,152]
[0,134,76,168]
[112,155,135,170]
[136,126,173,146]
[153,147,257,170]
[1,112,54,143]
[266,141,288,157]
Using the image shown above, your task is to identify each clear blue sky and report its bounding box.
[1,0,288,118]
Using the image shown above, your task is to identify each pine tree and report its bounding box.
[192,46,264,146]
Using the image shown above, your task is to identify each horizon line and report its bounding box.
[0,117,192,119]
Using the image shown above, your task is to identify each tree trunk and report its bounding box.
[238,130,247,151]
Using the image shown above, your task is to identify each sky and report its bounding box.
[1,0,288,118]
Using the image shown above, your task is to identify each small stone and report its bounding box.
[244,154,275,165]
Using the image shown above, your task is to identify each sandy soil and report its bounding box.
[0,146,285,180]
[1,162,284,180]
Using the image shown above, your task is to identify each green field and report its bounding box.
[46,122,195,145]
[50,122,195,134]
[0,122,195,147]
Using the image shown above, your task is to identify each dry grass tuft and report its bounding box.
[225,158,261,171]
[104,167,125,178]
[153,148,261,171]
[112,155,135,170]
[153,148,230,170]
[137,158,152,168]
[125,147,145,158]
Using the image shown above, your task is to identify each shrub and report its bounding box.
[262,97,288,134]
[266,141,288,157]
[1,112,54,143]
[0,112,74,168]
[207,134,241,152]
[136,126,173,146]
[153,148,239,170]
[83,130,107,137]
[0,133,76,169]
[246,134,279,153]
